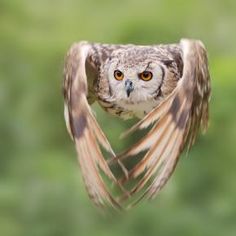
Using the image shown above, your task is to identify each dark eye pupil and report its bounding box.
[115,70,122,77]
[143,72,149,78]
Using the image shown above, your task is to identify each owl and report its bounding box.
[63,39,211,210]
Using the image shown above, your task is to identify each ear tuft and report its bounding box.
[161,59,174,67]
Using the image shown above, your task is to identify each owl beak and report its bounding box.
[125,79,134,97]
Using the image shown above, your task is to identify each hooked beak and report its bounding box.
[125,79,134,97]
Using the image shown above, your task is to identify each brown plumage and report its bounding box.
[63,39,211,209]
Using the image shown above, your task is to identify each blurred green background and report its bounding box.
[1,0,236,235]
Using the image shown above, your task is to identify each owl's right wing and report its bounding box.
[63,42,126,209]
[114,39,211,207]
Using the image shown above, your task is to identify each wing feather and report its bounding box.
[116,39,211,206]
[63,42,122,208]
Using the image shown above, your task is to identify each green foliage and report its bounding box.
[0,0,236,235]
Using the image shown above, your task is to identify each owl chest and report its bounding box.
[98,98,159,120]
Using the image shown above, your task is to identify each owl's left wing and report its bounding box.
[63,42,126,209]
[115,39,211,206]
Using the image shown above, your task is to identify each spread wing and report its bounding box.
[114,39,211,207]
[63,42,126,209]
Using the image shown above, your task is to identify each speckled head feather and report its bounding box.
[63,39,211,209]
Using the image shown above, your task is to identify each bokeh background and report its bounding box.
[1,0,236,235]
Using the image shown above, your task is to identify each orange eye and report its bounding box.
[139,71,153,81]
[114,70,124,81]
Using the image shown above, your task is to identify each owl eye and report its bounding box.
[114,70,124,81]
[139,71,153,81]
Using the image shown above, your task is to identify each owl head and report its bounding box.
[105,47,168,103]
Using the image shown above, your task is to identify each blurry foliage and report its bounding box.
[0,0,236,236]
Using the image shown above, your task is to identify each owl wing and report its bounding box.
[115,39,211,206]
[63,42,126,209]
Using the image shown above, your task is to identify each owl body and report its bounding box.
[89,44,182,119]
